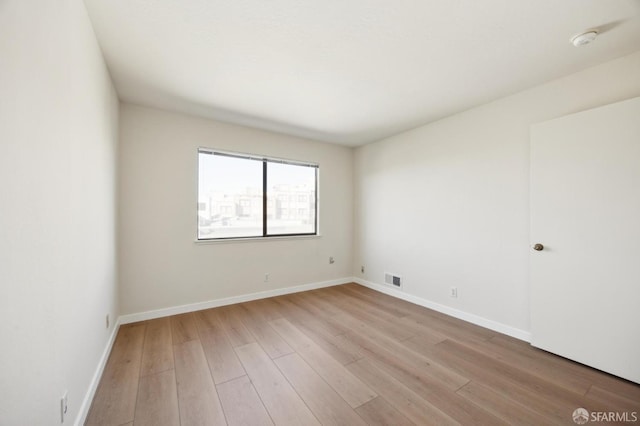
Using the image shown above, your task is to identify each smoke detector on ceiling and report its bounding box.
[571,31,598,47]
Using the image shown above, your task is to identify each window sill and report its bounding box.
[194,234,322,245]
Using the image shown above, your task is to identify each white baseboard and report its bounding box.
[353,277,531,342]
[74,316,122,426]
[119,277,352,324]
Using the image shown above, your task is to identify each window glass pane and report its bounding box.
[198,153,263,239]
[267,162,316,235]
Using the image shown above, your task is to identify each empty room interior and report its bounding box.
[2,0,640,425]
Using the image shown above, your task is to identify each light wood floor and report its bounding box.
[86,283,640,425]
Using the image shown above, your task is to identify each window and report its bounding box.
[198,149,318,240]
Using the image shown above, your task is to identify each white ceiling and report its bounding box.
[84,0,640,146]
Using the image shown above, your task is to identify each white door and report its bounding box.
[530,96,640,384]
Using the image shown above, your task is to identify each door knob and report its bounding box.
[533,243,544,251]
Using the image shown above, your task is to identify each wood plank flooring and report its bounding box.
[86,283,640,425]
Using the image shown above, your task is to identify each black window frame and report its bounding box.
[197,148,318,241]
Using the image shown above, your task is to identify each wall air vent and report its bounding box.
[384,272,402,288]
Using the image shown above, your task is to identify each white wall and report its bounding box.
[353,51,640,335]
[0,0,119,424]
[118,104,353,315]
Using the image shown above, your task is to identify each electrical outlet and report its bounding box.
[329,256,335,264]
[450,287,458,298]
[264,273,269,282]
[106,314,109,329]
[60,391,68,423]
[361,265,365,273]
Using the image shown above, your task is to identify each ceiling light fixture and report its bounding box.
[571,31,598,47]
